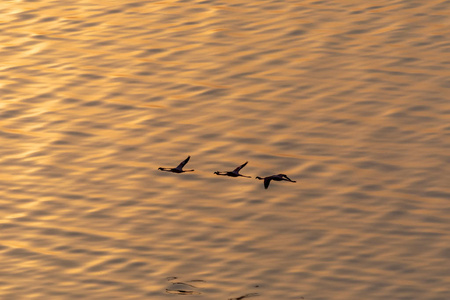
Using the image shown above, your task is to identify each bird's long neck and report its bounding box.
[256,176,263,180]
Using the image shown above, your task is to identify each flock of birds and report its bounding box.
[158,156,296,189]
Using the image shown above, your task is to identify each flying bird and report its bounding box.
[214,161,251,178]
[255,174,296,189]
[158,156,194,173]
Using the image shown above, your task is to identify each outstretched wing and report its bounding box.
[264,177,272,189]
[233,161,248,173]
[176,156,190,169]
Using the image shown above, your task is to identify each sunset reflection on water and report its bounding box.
[1,1,449,299]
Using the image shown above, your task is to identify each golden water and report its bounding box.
[1,1,449,299]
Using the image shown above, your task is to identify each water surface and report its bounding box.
[1,1,450,299]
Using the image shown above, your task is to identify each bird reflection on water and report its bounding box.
[228,292,260,300]
[165,277,204,295]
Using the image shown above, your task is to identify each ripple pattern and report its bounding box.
[1,0,450,299]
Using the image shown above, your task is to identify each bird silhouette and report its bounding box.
[158,156,194,173]
[255,174,296,189]
[214,161,251,178]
